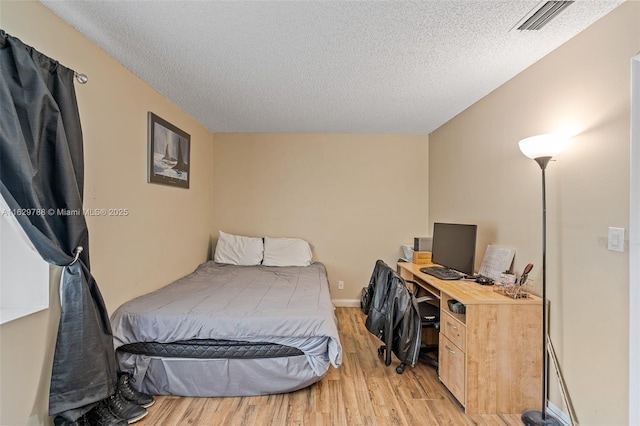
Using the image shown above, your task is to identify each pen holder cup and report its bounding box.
[493,279,532,299]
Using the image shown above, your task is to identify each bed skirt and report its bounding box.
[117,351,325,397]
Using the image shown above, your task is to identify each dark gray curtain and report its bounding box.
[0,30,117,420]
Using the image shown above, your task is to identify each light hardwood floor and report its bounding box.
[136,307,523,425]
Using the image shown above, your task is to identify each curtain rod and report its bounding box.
[74,72,88,84]
[1,29,88,84]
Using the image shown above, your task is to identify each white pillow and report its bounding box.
[262,237,313,267]
[213,231,264,266]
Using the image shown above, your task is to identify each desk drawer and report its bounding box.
[439,334,465,406]
[441,310,466,352]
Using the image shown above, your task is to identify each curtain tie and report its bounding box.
[69,246,83,266]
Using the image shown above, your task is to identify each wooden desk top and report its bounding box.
[397,261,541,306]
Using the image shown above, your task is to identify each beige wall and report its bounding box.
[429,2,639,425]
[0,1,214,425]
[2,0,635,425]
[211,133,429,301]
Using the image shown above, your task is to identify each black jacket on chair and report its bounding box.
[363,260,392,337]
[364,260,421,368]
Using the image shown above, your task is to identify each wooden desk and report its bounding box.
[397,261,542,415]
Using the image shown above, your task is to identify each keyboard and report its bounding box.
[420,266,464,280]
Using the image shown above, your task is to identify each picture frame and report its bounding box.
[147,112,190,189]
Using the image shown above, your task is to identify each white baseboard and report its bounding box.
[332,299,360,307]
[548,401,572,426]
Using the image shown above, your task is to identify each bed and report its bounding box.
[110,251,342,397]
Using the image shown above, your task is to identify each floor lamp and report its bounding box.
[519,134,566,426]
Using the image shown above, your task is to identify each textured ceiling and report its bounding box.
[41,0,625,134]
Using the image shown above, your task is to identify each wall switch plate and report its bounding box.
[338,280,344,289]
[608,227,625,252]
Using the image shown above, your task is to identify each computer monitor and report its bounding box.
[431,222,478,276]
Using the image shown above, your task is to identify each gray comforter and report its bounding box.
[111,261,342,391]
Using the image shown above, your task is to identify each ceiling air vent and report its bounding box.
[516,1,575,31]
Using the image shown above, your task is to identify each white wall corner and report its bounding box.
[628,53,640,426]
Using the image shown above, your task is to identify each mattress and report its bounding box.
[110,261,342,397]
[118,339,304,359]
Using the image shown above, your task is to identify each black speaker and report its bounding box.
[413,237,432,252]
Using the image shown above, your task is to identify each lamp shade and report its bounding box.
[518,134,567,159]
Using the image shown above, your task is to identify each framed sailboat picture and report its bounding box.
[147,112,190,189]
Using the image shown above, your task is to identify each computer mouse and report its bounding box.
[475,276,493,285]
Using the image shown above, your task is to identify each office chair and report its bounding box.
[365,260,439,374]
[395,280,439,374]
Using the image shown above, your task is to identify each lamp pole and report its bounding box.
[519,134,566,426]
[522,157,577,426]
[537,156,551,423]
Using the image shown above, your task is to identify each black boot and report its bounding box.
[53,414,87,426]
[106,391,147,424]
[85,401,128,426]
[117,372,155,408]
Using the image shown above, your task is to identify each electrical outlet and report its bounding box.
[338,280,344,290]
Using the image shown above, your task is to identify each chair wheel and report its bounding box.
[378,346,385,356]
[396,364,405,374]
